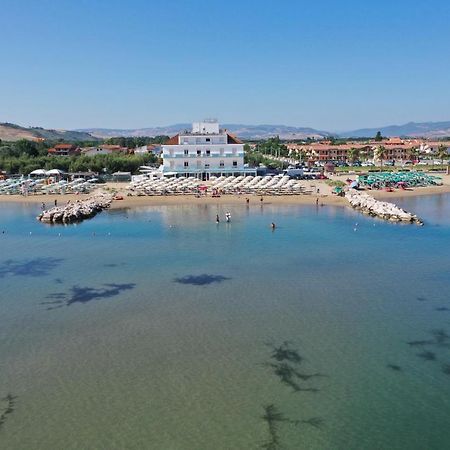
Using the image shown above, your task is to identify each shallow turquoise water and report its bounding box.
[1,195,450,449]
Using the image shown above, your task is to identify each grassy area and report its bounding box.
[325,179,346,187]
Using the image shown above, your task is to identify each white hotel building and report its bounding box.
[162,120,256,180]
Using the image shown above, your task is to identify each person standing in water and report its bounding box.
[216,214,220,223]
[225,212,231,222]
[271,222,276,230]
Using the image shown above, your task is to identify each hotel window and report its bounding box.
[233,161,238,167]
[197,150,201,156]
[205,163,210,169]
[206,138,211,142]
[183,138,189,144]
[232,147,237,155]
[184,149,189,156]
[184,161,189,167]
[196,138,201,144]
[219,160,224,168]
[206,150,211,156]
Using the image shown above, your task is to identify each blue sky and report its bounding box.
[1,0,449,131]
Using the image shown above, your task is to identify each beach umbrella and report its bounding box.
[45,169,65,176]
[29,169,46,176]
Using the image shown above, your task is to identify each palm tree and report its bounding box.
[347,147,360,163]
[409,146,420,164]
[374,145,387,168]
[437,144,448,165]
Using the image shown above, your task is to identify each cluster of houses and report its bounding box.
[284,138,450,162]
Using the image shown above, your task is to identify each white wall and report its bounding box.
[192,121,219,134]
[82,148,112,156]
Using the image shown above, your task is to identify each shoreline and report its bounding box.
[0,192,348,208]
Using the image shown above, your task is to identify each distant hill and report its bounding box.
[0,122,98,142]
[341,121,450,138]
[4,120,450,142]
[78,124,331,140]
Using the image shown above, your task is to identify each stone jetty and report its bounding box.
[37,193,113,224]
[345,190,423,225]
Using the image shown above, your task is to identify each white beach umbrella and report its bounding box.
[29,169,47,176]
[46,169,64,176]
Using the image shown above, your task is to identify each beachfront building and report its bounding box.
[286,138,450,163]
[162,120,255,179]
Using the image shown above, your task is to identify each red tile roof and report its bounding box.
[101,145,123,150]
[226,133,243,144]
[164,134,179,145]
[54,144,75,149]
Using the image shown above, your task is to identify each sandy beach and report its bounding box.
[1,174,450,210]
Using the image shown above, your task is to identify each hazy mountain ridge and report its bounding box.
[2,121,450,142]
[341,121,450,138]
[79,121,450,139]
[0,122,97,142]
[78,124,332,140]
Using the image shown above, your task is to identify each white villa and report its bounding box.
[162,120,255,179]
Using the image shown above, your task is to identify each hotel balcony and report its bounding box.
[164,153,244,158]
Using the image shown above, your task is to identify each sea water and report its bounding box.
[1,195,450,449]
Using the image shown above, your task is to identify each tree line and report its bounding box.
[0,139,160,174]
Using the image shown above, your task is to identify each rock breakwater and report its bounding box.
[345,190,423,225]
[37,193,112,224]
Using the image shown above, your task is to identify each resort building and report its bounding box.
[286,138,450,162]
[162,120,255,179]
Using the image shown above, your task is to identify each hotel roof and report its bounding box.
[163,133,243,145]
